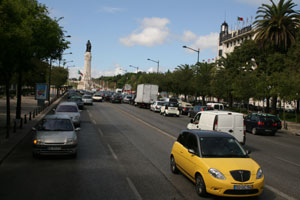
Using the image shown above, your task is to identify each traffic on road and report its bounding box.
[1,88,299,200]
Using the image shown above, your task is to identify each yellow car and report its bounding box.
[170,130,264,197]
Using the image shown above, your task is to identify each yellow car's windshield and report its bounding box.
[200,137,248,158]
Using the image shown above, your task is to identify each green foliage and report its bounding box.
[51,66,68,87]
[254,0,300,52]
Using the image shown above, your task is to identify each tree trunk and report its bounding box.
[202,95,206,106]
[271,95,277,114]
[266,97,270,113]
[5,79,11,139]
[229,93,233,108]
[16,72,22,119]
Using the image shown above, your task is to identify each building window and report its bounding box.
[219,50,223,57]
[227,43,229,48]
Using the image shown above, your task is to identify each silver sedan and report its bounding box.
[32,114,79,158]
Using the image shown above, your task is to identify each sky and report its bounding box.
[38,0,300,78]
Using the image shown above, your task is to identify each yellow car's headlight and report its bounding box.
[256,168,263,179]
[208,168,226,180]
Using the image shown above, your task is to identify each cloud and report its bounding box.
[182,30,197,42]
[99,6,125,14]
[181,31,219,52]
[120,17,170,47]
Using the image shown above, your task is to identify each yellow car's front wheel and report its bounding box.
[195,174,207,197]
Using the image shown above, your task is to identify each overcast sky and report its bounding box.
[38,0,300,78]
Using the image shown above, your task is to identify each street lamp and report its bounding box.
[147,58,159,73]
[129,65,139,73]
[59,52,72,67]
[183,45,200,63]
[63,60,74,67]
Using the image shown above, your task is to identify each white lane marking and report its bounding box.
[126,177,143,200]
[113,105,176,140]
[92,119,96,124]
[107,144,118,160]
[265,185,297,200]
[98,128,104,136]
[275,157,300,168]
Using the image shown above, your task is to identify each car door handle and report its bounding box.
[229,129,233,133]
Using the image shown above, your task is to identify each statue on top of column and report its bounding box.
[86,40,91,52]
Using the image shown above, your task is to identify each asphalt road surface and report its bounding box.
[0,102,299,200]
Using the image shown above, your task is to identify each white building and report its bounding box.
[217,21,255,59]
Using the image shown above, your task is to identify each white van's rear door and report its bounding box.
[233,115,245,143]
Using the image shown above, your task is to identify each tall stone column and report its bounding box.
[77,40,92,90]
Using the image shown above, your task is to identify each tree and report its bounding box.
[254,0,300,52]
[51,66,68,96]
[192,62,214,105]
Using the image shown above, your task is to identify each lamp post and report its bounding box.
[129,65,139,73]
[59,52,72,67]
[147,58,159,73]
[183,45,200,63]
[63,60,74,67]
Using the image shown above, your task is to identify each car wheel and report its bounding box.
[170,156,179,174]
[270,131,276,136]
[252,128,257,135]
[195,174,207,197]
[177,115,179,117]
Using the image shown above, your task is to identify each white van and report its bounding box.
[187,111,245,144]
[206,103,224,110]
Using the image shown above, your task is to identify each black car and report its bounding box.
[187,105,209,118]
[244,113,278,135]
[110,94,122,103]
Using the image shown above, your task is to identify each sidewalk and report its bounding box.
[0,93,67,165]
[280,121,300,136]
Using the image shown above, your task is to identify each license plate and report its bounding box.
[48,147,61,150]
[265,129,271,132]
[234,185,253,190]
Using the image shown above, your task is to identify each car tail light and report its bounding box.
[183,108,187,111]
[258,121,264,125]
[273,123,277,126]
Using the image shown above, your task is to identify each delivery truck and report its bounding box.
[135,84,159,108]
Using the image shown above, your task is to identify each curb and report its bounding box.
[0,93,67,165]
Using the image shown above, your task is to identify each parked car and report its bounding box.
[104,91,113,101]
[160,102,180,117]
[179,102,193,115]
[207,103,225,110]
[129,94,136,105]
[55,102,81,127]
[150,101,166,112]
[110,93,122,103]
[122,95,132,104]
[187,105,209,118]
[244,113,278,135]
[92,92,103,102]
[187,111,245,144]
[32,114,79,158]
[68,95,84,110]
[170,130,264,197]
[82,95,93,105]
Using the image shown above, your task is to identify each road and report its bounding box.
[0,102,299,200]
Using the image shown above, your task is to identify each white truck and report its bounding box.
[135,84,159,108]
